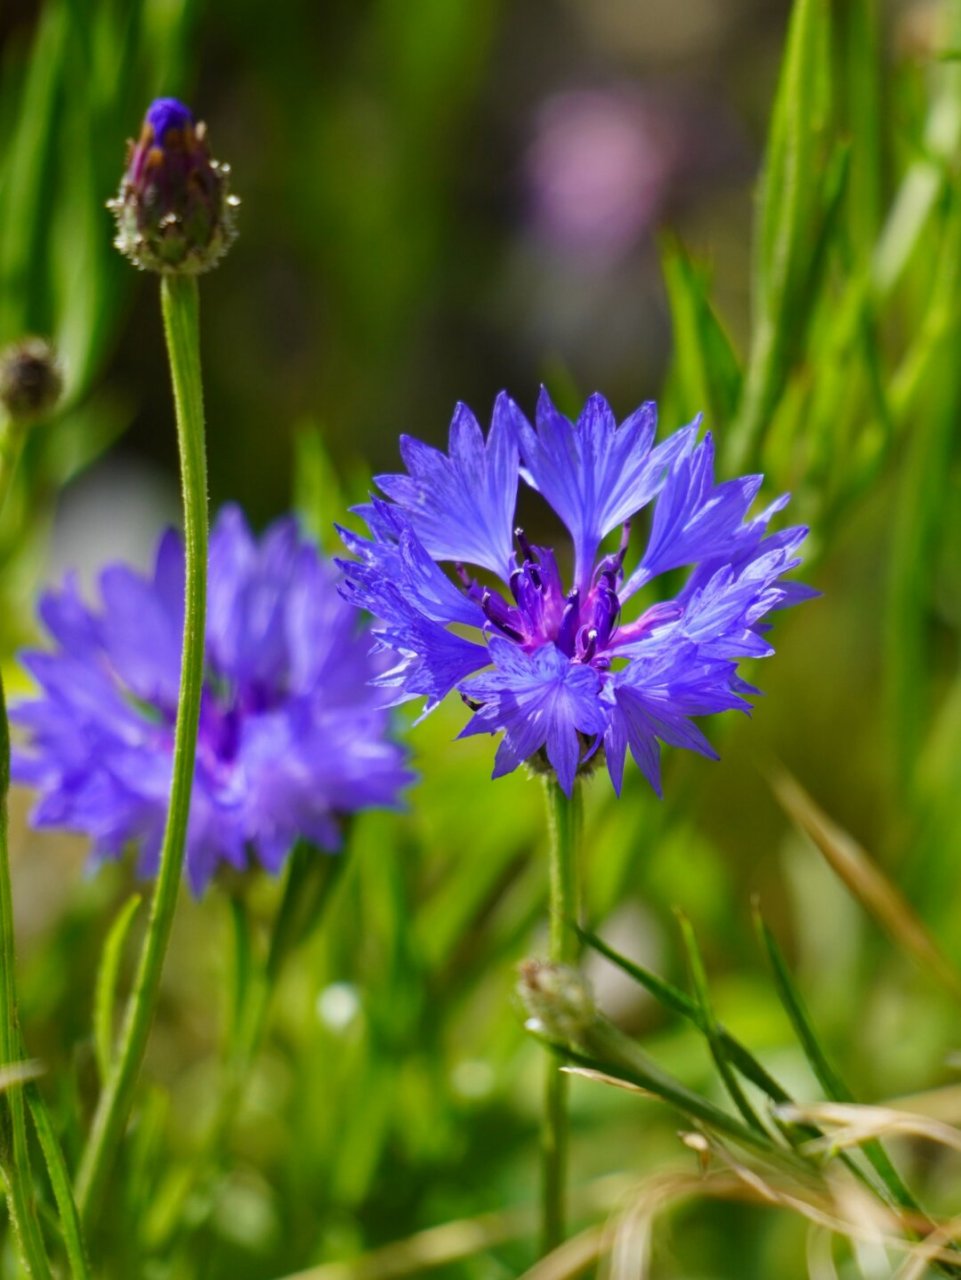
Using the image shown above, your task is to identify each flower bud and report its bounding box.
[109,97,238,275]
[517,959,596,1045]
[0,338,63,424]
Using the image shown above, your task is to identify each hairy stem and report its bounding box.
[541,777,581,1255]
[76,274,209,1225]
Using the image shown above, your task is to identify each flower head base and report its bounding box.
[109,98,238,274]
[339,391,814,796]
[518,960,596,1045]
[13,507,413,894]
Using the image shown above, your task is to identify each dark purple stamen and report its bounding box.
[481,589,525,643]
[557,589,580,655]
[515,527,536,561]
[579,627,598,663]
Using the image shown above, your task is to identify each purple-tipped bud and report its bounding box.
[0,338,63,424]
[108,97,238,274]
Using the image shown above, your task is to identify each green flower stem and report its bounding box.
[541,777,582,1255]
[75,274,209,1227]
[0,673,53,1278]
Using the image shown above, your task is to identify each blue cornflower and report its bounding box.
[12,506,413,894]
[338,391,813,796]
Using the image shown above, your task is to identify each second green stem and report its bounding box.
[541,776,581,1255]
[76,274,209,1225]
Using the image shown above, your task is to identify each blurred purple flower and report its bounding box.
[523,84,748,261]
[12,506,413,894]
[339,392,813,796]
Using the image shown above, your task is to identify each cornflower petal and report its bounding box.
[374,392,523,577]
[621,433,764,599]
[516,388,696,591]
[460,639,608,794]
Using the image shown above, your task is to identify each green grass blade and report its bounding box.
[93,893,142,1086]
[27,1087,91,1280]
[577,924,790,1104]
[728,0,834,472]
[755,908,926,1216]
[659,235,742,429]
[675,913,769,1138]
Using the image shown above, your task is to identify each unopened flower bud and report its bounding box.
[517,959,596,1045]
[0,338,63,424]
[109,97,238,275]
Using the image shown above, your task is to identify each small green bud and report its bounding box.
[517,959,596,1045]
[109,98,239,275]
[0,338,63,424]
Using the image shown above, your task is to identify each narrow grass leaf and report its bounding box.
[769,768,961,1002]
[93,893,141,1085]
[727,0,834,472]
[659,236,742,429]
[577,924,790,1104]
[755,906,925,1218]
[27,1086,91,1280]
[675,911,769,1137]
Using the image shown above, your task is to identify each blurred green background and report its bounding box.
[5,0,961,1277]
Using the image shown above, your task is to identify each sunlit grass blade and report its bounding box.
[883,193,961,795]
[675,912,769,1138]
[0,1061,42,1093]
[727,0,833,471]
[769,768,961,1001]
[576,924,790,1105]
[873,11,961,297]
[755,906,928,1222]
[93,893,142,1086]
[835,0,882,252]
[659,235,742,430]
[27,1087,91,1279]
[0,4,67,340]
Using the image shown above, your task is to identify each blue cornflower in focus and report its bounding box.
[338,391,814,796]
[12,507,413,894]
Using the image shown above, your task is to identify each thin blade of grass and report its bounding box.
[756,908,928,1221]
[675,912,769,1138]
[93,893,142,1085]
[577,924,790,1104]
[27,1085,91,1279]
[659,235,742,429]
[769,768,961,1001]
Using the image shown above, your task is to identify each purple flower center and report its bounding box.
[458,523,644,669]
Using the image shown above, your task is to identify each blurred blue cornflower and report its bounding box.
[339,392,813,796]
[12,507,413,893]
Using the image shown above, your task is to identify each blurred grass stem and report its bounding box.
[0,676,53,1276]
[76,275,209,1226]
[541,778,582,1255]
[0,395,71,1274]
